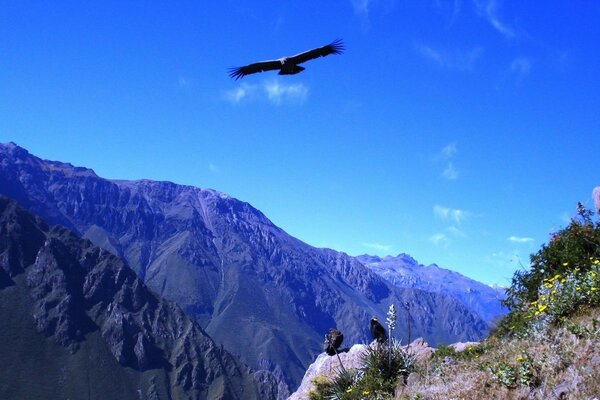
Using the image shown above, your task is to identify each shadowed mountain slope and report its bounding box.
[0,142,488,391]
[357,254,507,323]
[0,195,279,400]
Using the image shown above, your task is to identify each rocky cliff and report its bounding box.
[0,195,280,400]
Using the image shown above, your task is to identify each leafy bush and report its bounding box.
[483,353,541,389]
[498,203,600,335]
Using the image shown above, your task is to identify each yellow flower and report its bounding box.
[576,287,581,291]
[562,262,569,266]
[516,355,524,362]
[551,290,557,295]
[591,287,598,292]
[362,390,370,395]
[346,388,353,393]
[534,311,541,316]
[561,278,567,283]
[594,260,600,265]
[538,304,547,312]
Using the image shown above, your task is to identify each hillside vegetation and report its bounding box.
[304,202,600,400]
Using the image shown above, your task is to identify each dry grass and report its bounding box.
[396,307,600,400]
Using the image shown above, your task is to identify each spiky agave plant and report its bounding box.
[360,340,414,393]
[327,368,361,400]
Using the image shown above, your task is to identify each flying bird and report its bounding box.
[370,317,387,344]
[228,39,344,80]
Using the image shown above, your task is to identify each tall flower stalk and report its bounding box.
[386,304,397,368]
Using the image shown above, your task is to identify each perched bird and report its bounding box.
[228,39,344,80]
[370,317,387,344]
[323,328,344,356]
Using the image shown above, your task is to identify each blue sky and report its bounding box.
[1,1,599,285]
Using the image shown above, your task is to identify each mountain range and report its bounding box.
[0,142,490,393]
[357,254,506,323]
[0,195,279,400]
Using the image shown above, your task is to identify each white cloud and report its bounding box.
[416,44,483,71]
[447,226,466,238]
[511,57,532,79]
[472,0,515,38]
[434,204,470,224]
[224,79,308,105]
[417,45,443,64]
[178,76,191,88]
[351,0,371,15]
[507,236,534,243]
[362,242,392,252]
[442,142,458,158]
[224,83,255,103]
[264,79,308,105]
[442,162,459,180]
[429,233,450,246]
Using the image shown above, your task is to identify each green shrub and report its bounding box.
[498,203,600,336]
[484,353,540,389]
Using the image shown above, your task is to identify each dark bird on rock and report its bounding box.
[370,317,387,344]
[323,328,344,356]
[228,39,344,80]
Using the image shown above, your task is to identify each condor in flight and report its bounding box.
[228,39,344,80]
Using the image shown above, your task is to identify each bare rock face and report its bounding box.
[0,195,281,400]
[289,344,369,400]
[0,142,489,393]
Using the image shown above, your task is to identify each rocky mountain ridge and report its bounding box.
[357,254,506,322]
[0,195,281,400]
[0,142,489,392]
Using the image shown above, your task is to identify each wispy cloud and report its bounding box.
[178,75,191,88]
[362,242,392,252]
[507,236,534,243]
[208,163,219,174]
[264,79,308,105]
[416,44,483,71]
[447,226,466,238]
[442,162,459,180]
[429,233,450,246]
[224,83,255,103]
[442,142,458,158]
[436,142,460,180]
[351,0,371,15]
[433,0,463,26]
[511,57,532,80]
[224,79,308,105]
[434,204,471,224]
[472,0,515,39]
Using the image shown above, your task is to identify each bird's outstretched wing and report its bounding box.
[228,60,282,80]
[288,39,344,65]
